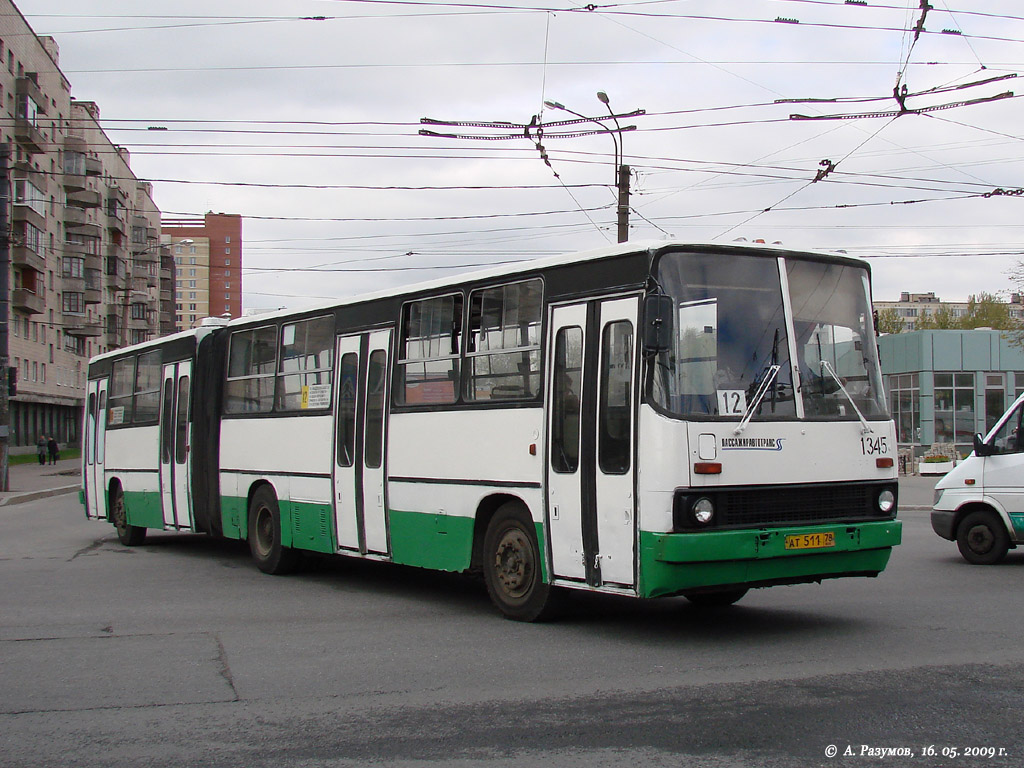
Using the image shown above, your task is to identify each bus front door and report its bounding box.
[159,361,193,530]
[84,378,109,520]
[333,329,392,556]
[547,297,638,589]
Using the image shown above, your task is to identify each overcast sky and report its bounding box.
[15,0,1024,311]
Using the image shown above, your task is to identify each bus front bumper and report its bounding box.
[638,519,902,599]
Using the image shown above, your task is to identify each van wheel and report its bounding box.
[110,486,146,546]
[482,503,557,622]
[956,510,1010,565]
[682,588,748,607]
[248,486,299,575]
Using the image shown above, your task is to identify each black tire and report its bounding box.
[248,485,299,575]
[956,509,1010,565]
[482,503,556,622]
[110,485,146,546]
[682,588,748,607]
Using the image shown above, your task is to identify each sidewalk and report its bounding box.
[0,458,82,507]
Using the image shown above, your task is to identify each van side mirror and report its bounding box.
[973,433,994,457]
[643,294,674,355]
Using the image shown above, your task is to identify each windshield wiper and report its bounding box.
[734,364,781,435]
[820,360,874,434]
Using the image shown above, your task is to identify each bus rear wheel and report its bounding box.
[482,503,556,622]
[110,486,146,546]
[248,486,299,575]
[956,510,1009,565]
[682,588,748,607]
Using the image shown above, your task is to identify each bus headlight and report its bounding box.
[877,488,896,514]
[692,497,715,525]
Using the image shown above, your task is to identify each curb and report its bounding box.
[0,485,80,507]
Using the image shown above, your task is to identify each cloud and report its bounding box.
[20,0,1024,308]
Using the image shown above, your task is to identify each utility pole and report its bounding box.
[0,144,11,491]
[617,163,630,244]
[420,93,644,244]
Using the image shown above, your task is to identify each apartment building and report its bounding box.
[163,213,242,330]
[1,1,162,449]
[875,291,1024,331]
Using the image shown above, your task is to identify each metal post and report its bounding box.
[617,164,630,243]
[0,144,11,490]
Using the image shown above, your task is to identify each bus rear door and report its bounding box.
[159,361,193,530]
[547,296,638,589]
[333,329,392,556]
[84,377,108,520]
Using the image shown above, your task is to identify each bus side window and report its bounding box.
[161,379,174,464]
[365,350,387,469]
[86,392,97,466]
[336,353,358,467]
[175,376,190,464]
[552,327,583,474]
[599,321,634,475]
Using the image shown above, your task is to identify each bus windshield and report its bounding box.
[651,250,888,422]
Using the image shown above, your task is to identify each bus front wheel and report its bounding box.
[482,503,556,622]
[248,486,299,575]
[110,486,146,546]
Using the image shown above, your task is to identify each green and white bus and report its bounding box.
[82,241,902,620]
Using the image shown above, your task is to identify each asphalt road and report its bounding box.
[1,494,1021,767]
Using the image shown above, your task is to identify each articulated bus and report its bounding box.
[81,241,902,620]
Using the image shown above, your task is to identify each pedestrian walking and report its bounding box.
[37,435,47,466]
[47,436,60,465]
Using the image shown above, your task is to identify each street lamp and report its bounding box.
[544,92,636,243]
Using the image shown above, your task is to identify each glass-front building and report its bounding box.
[878,330,1024,457]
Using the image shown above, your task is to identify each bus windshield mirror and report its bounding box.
[643,294,674,354]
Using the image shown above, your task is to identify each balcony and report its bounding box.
[62,274,86,294]
[15,77,47,114]
[62,168,86,192]
[12,244,46,274]
[66,188,103,209]
[12,288,45,314]
[85,156,103,176]
[63,239,97,258]
[65,319,103,338]
[107,206,127,235]
[13,161,47,194]
[12,204,46,232]
[14,117,45,155]
[84,268,103,305]
[64,207,103,239]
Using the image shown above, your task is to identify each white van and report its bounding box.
[932,393,1024,564]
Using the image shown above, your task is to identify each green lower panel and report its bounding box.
[221,496,246,540]
[123,490,163,530]
[390,509,475,572]
[638,520,903,598]
[1010,514,1024,540]
[284,500,335,554]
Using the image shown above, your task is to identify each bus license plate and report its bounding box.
[784,532,835,550]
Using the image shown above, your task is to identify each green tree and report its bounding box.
[916,304,959,330]
[874,307,905,334]
[960,292,1015,330]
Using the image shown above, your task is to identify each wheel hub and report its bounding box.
[494,530,532,597]
[967,525,994,554]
